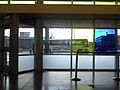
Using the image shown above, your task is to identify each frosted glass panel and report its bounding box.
[72,55,93,69]
[43,55,115,69]
[95,56,115,69]
[19,55,34,72]
[43,55,92,69]
[43,55,70,69]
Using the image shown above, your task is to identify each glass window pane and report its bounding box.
[72,29,93,54]
[95,28,116,55]
[45,28,71,54]
[19,28,34,54]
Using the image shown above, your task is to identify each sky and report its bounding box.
[95,29,116,39]
[48,28,71,39]
[5,28,34,37]
[72,29,93,42]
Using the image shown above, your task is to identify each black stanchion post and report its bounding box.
[71,51,81,81]
[113,52,120,81]
[89,52,95,88]
[117,53,119,80]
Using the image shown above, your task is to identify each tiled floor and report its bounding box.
[0,71,120,90]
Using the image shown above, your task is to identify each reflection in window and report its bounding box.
[95,28,116,55]
[72,29,93,54]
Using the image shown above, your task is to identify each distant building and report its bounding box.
[20,32,30,37]
[95,34,116,54]
[4,37,93,54]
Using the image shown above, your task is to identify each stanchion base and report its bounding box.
[89,84,95,88]
[113,77,120,81]
[71,78,81,81]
